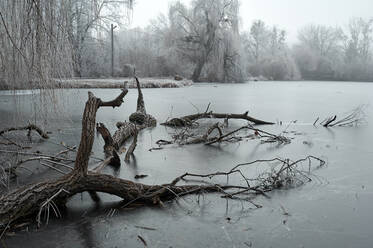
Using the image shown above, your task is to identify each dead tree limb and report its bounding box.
[97,77,155,160]
[0,124,49,139]
[92,152,120,173]
[183,122,222,145]
[321,115,337,127]
[129,77,156,126]
[317,105,367,128]
[125,128,138,162]
[96,123,118,157]
[112,121,138,147]
[161,111,274,127]
[159,123,290,146]
[135,76,146,114]
[313,117,319,126]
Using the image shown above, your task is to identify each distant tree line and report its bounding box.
[102,1,373,82]
[294,18,373,81]
[1,0,373,87]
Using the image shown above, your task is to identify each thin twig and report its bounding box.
[36,189,70,227]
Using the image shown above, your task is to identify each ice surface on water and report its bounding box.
[1,81,373,248]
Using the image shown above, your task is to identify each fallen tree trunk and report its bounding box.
[161,111,274,127]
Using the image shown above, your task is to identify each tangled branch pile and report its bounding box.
[158,110,289,147]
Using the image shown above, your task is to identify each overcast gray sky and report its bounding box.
[131,0,373,42]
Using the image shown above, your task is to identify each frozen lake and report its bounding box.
[1,81,373,248]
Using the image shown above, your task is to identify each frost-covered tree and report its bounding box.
[293,24,345,80]
[243,20,300,80]
[0,1,73,89]
[245,20,268,64]
[293,20,373,81]
[66,0,134,77]
[342,18,373,81]
[167,0,243,82]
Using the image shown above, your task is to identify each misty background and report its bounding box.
[1,0,373,89]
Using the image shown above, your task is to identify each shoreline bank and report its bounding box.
[0,77,193,90]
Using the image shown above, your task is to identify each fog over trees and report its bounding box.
[1,0,373,86]
[294,18,373,81]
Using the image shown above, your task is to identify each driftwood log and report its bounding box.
[161,111,274,127]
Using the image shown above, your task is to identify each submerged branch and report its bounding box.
[319,105,367,127]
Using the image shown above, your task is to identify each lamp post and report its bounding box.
[111,24,117,77]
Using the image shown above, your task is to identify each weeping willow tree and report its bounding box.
[0,0,134,89]
[0,0,134,123]
[0,0,72,90]
[166,0,244,82]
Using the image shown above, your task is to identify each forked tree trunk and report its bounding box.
[0,89,130,225]
[97,77,156,156]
